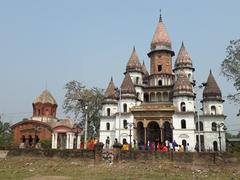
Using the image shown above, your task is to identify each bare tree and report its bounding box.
[221,39,240,104]
[62,80,104,137]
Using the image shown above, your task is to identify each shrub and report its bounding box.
[40,139,52,149]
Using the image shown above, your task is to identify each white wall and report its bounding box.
[102,103,118,116]
[129,72,143,86]
[203,101,223,115]
[173,113,196,151]
[200,115,226,152]
[173,96,195,112]
[174,68,194,84]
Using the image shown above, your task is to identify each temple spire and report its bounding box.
[159,9,162,22]
[175,41,192,68]
[148,12,174,56]
[126,47,142,73]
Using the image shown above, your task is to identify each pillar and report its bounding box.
[144,127,147,145]
[77,133,81,149]
[66,133,70,149]
[51,133,55,149]
[160,127,164,143]
[69,133,74,149]
[52,132,58,149]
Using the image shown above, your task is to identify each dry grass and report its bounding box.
[0,156,240,180]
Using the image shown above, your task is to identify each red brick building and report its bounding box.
[11,120,52,147]
[11,89,78,149]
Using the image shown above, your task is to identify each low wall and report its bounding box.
[7,149,95,159]
[119,150,215,163]
[3,148,234,165]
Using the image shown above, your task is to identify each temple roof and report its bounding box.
[150,15,172,51]
[104,77,117,99]
[126,47,142,72]
[175,42,193,68]
[33,90,57,105]
[173,72,193,96]
[203,70,222,100]
[142,61,149,77]
[121,73,136,94]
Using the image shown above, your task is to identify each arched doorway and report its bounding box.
[28,135,33,147]
[163,121,173,142]
[137,122,144,145]
[21,135,26,143]
[213,141,218,152]
[182,139,187,151]
[147,121,161,143]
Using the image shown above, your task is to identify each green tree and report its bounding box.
[62,80,104,138]
[0,120,12,147]
[221,39,240,103]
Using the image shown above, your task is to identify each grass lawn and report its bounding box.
[0,156,240,180]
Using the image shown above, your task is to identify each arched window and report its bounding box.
[181,119,186,129]
[158,65,162,72]
[180,102,186,112]
[106,122,110,130]
[212,122,217,131]
[107,108,111,116]
[188,74,191,80]
[196,121,204,131]
[211,106,216,115]
[163,92,168,102]
[136,92,140,99]
[150,92,155,102]
[136,77,139,85]
[158,80,162,86]
[123,120,128,129]
[123,103,127,112]
[38,109,41,116]
[144,93,149,102]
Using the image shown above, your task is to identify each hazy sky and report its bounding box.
[0,1,239,134]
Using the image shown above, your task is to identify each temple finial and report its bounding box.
[159,9,162,22]
[181,41,184,47]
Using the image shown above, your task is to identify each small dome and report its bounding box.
[121,73,136,95]
[33,90,57,105]
[126,47,142,72]
[175,42,192,68]
[104,77,117,99]
[173,72,193,96]
[203,70,222,100]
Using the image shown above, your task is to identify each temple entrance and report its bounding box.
[163,121,173,142]
[57,133,67,149]
[137,122,144,144]
[213,141,218,151]
[147,121,161,143]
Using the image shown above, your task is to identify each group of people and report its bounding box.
[80,138,98,150]
[105,136,190,152]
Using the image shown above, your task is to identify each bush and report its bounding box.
[40,139,52,149]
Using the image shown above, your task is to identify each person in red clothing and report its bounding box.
[162,145,168,152]
[88,138,95,150]
[80,141,84,149]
